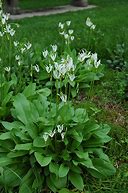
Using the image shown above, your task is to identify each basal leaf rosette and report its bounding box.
[0,88,115,192]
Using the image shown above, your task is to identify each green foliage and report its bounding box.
[0,87,115,192]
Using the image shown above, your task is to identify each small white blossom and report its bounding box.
[91,24,96,30]
[64,33,69,39]
[86,17,93,27]
[59,92,67,103]
[66,21,71,26]
[42,50,48,58]
[21,47,26,54]
[59,31,65,35]
[34,64,40,72]
[71,36,74,41]
[50,53,56,61]
[59,22,64,29]
[43,133,49,142]
[57,125,64,133]
[48,130,56,137]
[46,64,53,73]
[14,41,19,47]
[51,44,57,52]
[61,132,65,140]
[4,67,10,72]
[0,31,4,37]
[68,74,75,82]
[68,29,74,35]
[53,70,61,79]
[25,42,32,50]
[91,53,101,68]
[78,50,91,62]
[15,55,20,61]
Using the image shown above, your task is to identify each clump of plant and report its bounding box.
[0,4,115,193]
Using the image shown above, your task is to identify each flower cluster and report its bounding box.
[78,49,101,69]
[43,46,76,82]
[43,124,66,142]
[58,21,74,44]
[86,17,96,30]
[0,9,15,37]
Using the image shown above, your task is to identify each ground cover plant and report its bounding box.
[0,2,117,193]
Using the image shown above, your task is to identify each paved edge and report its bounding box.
[10,5,97,20]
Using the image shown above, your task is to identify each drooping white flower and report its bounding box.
[21,47,26,54]
[50,53,56,61]
[91,53,101,68]
[15,55,20,61]
[61,132,65,140]
[90,24,96,30]
[78,50,91,62]
[70,36,74,41]
[0,31,4,37]
[86,17,93,27]
[51,44,57,52]
[57,125,64,133]
[53,70,61,79]
[59,92,67,103]
[42,50,48,58]
[4,67,10,72]
[46,64,53,73]
[66,20,71,26]
[64,33,69,39]
[68,74,75,82]
[68,29,74,35]
[9,28,15,36]
[25,42,32,50]
[59,22,64,29]
[34,64,40,72]
[43,133,49,142]
[48,130,56,138]
[14,41,19,47]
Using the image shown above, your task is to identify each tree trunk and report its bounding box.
[71,0,88,7]
[5,0,19,14]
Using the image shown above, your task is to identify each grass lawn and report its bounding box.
[15,0,128,61]
[9,0,128,192]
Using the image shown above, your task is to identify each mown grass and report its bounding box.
[14,0,128,61]
[10,0,128,192]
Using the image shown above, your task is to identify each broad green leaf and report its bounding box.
[37,88,51,97]
[19,183,32,193]
[50,173,67,189]
[7,151,28,158]
[49,162,59,176]
[0,132,11,140]
[0,157,13,167]
[2,121,23,131]
[69,172,84,191]
[92,158,116,177]
[33,137,47,147]
[59,188,70,193]
[59,164,69,178]
[59,104,74,122]
[15,143,32,151]
[23,83,36,97]
[75,151,89,160]
[73,108,88,123]
[34,152,52,166]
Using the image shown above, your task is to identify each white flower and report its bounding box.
[86,17,93,27]
[64,33,69,39]
[70,36,74,41]
[4,67,10,72]
[25,42,32,50]
[48,130,56,137]
[91,53,101,68]
[46,64,53,73]
[51,44,57,52]
[50,53,56,61]
[61,132,65,140]
[91,24,96,30]
[86,17,96,30]
[14,41,19,47]
[18,61,21,66]
[66,21,71,26]
[43,133,49,142]
[2,13,9,25]
[78,50,91,62]
[9,29,15,36]
[15,55,20,61]
[59,92,67,103]
[21,47,26,54]
[57,125,64,133]
[34,64,40,72]
[68,29,74,35]
[59,31,65,35]
[42,50,48,58]
[53,70,61,79]
[0,31,4,37]
[68,74,75,82]
[59,22,64,29]
[66,55,75,71]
